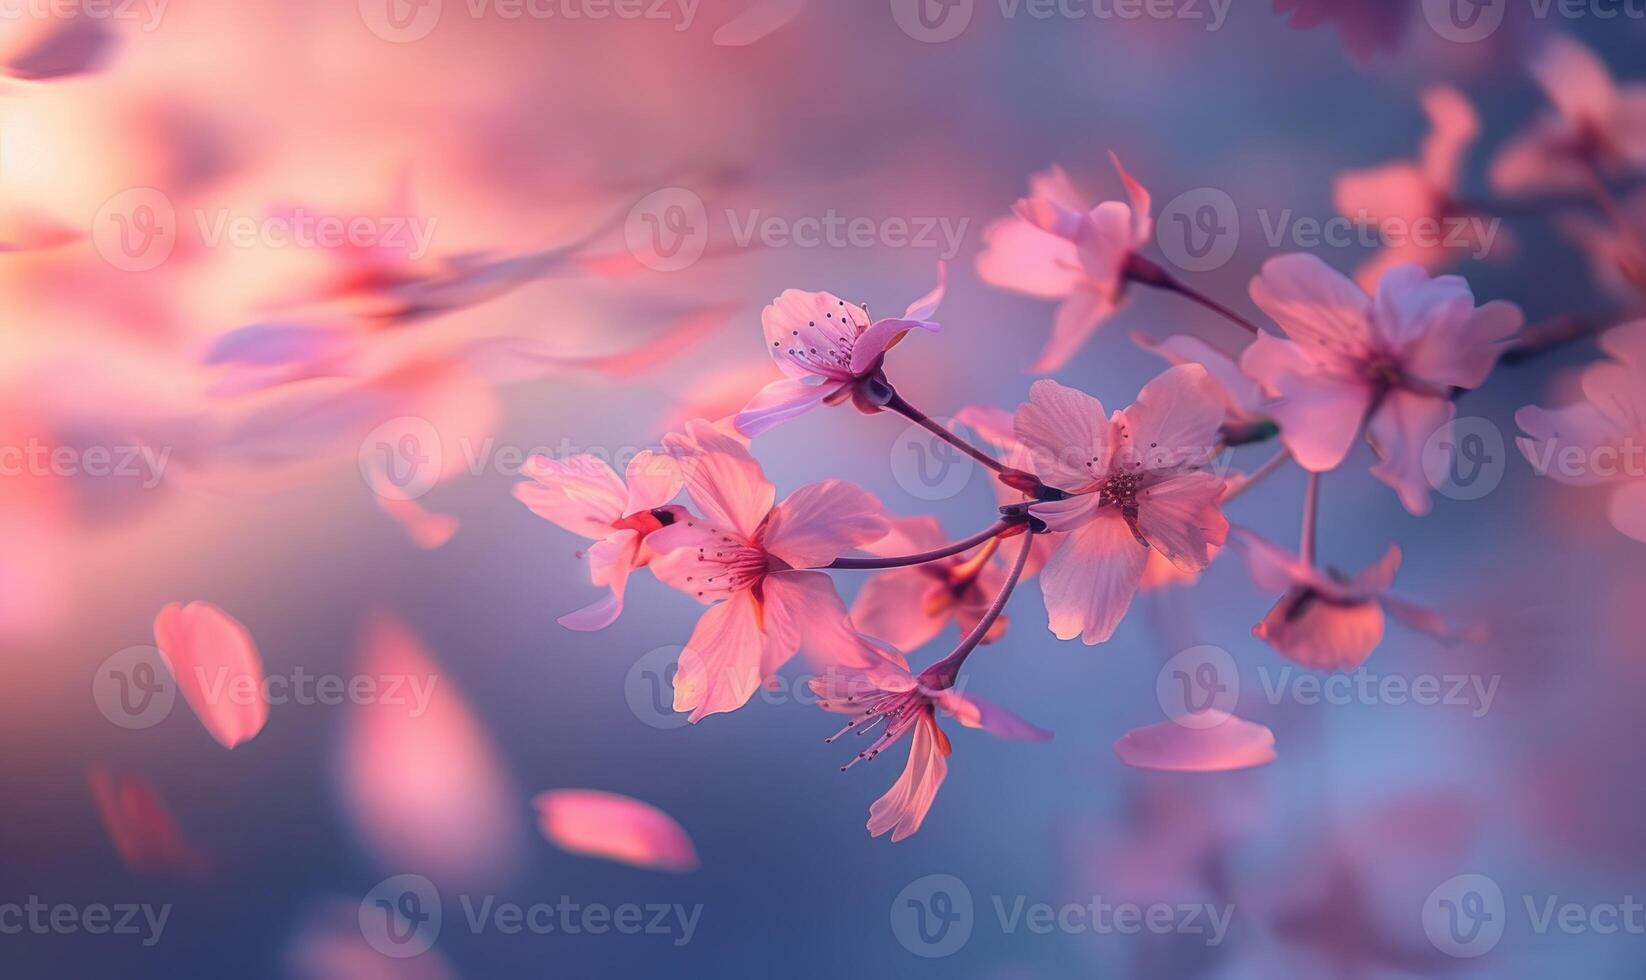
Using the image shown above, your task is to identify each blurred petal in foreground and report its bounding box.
[153,601,268,750]
[533,789,699,873]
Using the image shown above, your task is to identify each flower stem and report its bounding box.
[827,518,1021,570]
[882,391,1010,477]
[1221,446,1293,504]
[1300,470,1320,567]
[1125,254,1263,337]
[932,529,1036,675]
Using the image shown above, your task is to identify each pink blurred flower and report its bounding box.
[1491,35,1646,195]
[1015,365,1229,645]
[976,154,1152,373]
[1241,255,1523,514]
[533,789,698,873]
[1559,188,1646,302]
[734,265,945,436]
[1132,329,1266,435]
[1232,528,1474,670]
[1516,321,1646,543]
[812,647,1050,842]
[851,517,1017,652]
[1334,86,1498,290]
[1271,0,1410,62]
[87,769,209,880]
[514,451,682,631]
[649,420,892,721]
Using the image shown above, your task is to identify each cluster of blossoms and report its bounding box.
[519,34,1646,841]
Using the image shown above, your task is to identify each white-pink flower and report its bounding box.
[1232,528,1474,670]
[1014,365,1229,645]
[812,648,1050,842]
[1516,321,1646,544]
[1241,255,1523,514]
[734,267,945,436]
[1492,35,1646,195]
[976,154,1152,373]
[649,420,892,721]
[514,451,683,631]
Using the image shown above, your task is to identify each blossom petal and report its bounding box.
[623,451,682,514]
[1254,592,1385,671]
[1229,528,1310,594]
[1249,253,1373,353]
[1039,508,1149,645]
[1132,331,1263,419]
[515,455,627,539]
[674,590,766,722]
[1240,333,1373,472]
[763,480,889,569]
[868,713,948,842]
[1607,481,1646,544]
[1366,390,1455,515]
[88,769,209,879]
[533,790,698,872]
[664,419,775,540]
[1420,85,1481,190]
[852,568,945,653]
[1109,151,1153,243]
[153,602,267,750]
[761,289,870,381]
[1115,713,1276,772]
[1015,379,1112,492]
[850,317,939,376]
[558,531,640,631]
[1119,363,1227,472]
[1030,286,1117,374]
[1137,471,1229,571]
[734,377,844,437]
[975,215,1082,300]
[765,569,893,673]
[902,261,949,322]
[933,689,1053,742]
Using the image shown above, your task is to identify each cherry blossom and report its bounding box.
[514,451,683,631]
[734,266,946,436]
[851,516,1016,652]
[1516,321,1646,543]
[1014,365,1229,645]
[649,420,892,721]
[1241,255,1523,514]
[812,643,1051,842]
[1491,35,1646,196]
[1232,528,1475,670]
[1334,86,1496,290]
[976,154,1152,373]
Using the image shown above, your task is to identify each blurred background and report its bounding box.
[3,0,1645,976]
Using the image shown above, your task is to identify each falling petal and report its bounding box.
[153,601,268,749]
[1115,713,1277,772]
[87,769,209,880]
[533,790,699,872]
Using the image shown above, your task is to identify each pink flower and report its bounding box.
[812,649,1051,842]
[1014,365,1229,645]
[1491,35,1646,196]
[1232,528,1474,670]
[1241,255,1523,514]
[650,420,892,721]
[851,517,1019,652]
[514,451,683,631]
[1334,86,1498,290]
[734,267,946,436]
[976,154,1152,373]
[1516,321,1646,543]
[1132,329,1266,435]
